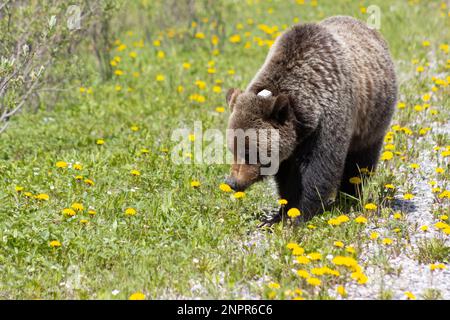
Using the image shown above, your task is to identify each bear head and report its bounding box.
[224,88,299,191]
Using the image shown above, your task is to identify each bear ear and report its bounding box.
[269,94,290,123]
[226,88,242,111]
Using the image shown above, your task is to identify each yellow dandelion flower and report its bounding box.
[355,216,368,224]
[56,161,68,168]
[296,269,309,279]
[337,285,347,297]
[307,252,322,260]
[267,282,280,289]
[190,180,200,188]
[71,203,84,211]
[307,277,321,286]
[403,193,414,200]
[131,169,141,176]
[84,178,94,186]
[287,208,301,218]
[370,232,379,240]
[233,192,245,199]
[49,240,62,248]
[36,194,49,201]
[278,199,288,205]
[381,151,393,161]
[129,292,145,300]
[219,183,232,193]
[62,208,76,216]
[349,176,362,184]
[125,208,137,216]
[334,241,344,248]
[296,256,310,265]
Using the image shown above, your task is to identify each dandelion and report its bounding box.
[410,163,420,170]
[351,272,368,285]
[292,246,305,256]
[129,292,145,300]
[370,232,379,240]
[296,269,309,279]
[268,282,280,289]
[382,238,393,245]
[156,74,165,82]
[404,291,416,300]
[219,183,232,193]
[130,125,139,132]
[125,208,137,216]
[233,192,245,199]
[88,209,97,216]
[96,139,105,145]
[393,212,403,220]
[71,203,84,211]
[307,252,322,260]
[114,69,124,76]
[380,151,393,161]
[287,208,301,218]
[84,178,94,186]
[296,256,310,265]
[131,169,141,176]
[195,32,205,39]
[355,216,368,224]
[215,106,225,113]
[436,167,444,174]
[364,203,377,211]
[56,161,68,168]
[278,199,288,205]
[349,177,361,184]
[434,221,449,230]
[190,180,200,188]
[346,246,356,254]
[36,194,49,201]
[337,285,347,297]
[73,164,83,170]
[157,51,165,59]
[286,242,299,250]
[229,34,241,43]
[403,193,414,200]
[384,184,395,190]
[49,240,62,248]
[334,241,344,248]
[420,225,428,232]
[15,186,24,192]
[80,219,89,225]
[62,208,76,216]
[307,277,321,286]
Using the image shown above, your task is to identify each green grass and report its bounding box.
[0,0,449,299]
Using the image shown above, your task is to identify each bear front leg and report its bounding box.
[297,138,348,220]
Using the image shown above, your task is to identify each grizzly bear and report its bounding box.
[225,16,397,223]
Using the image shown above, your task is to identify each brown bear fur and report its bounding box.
[225,16,397,221]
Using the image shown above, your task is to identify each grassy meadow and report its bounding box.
[0,0,449,299]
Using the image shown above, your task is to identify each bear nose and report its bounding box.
[225,177,238,191]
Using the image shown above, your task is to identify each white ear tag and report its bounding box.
[257,89,272,98]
